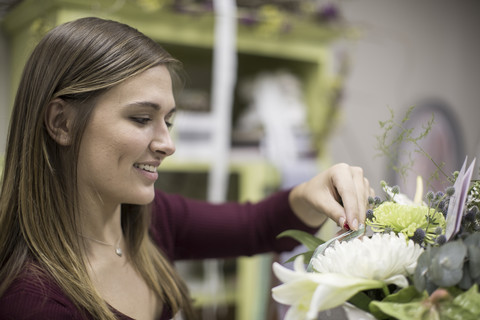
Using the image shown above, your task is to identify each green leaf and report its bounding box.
[348,291,372,312]
[414,247,434,292]
[382,286,423,303]
[369,286,425,320]
[276,230,324,251]
[464,233,480,279]
[415,241,468,292]
[430,240,466,287]
[439,284,480,319]
[459,263,473,290]
[283,250,315,263]
[369,285,480,320]
[369,292,430,320]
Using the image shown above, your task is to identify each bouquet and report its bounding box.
[272,109,480,320]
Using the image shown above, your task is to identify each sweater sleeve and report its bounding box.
[149,189,319,261]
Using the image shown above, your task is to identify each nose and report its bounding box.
[150,125,176,157]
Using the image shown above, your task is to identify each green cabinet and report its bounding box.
[3,0,345,155]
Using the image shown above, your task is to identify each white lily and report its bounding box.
[272,233,423,320]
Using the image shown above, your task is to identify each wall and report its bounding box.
[329,0,480,193]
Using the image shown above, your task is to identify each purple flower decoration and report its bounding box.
[315,3,340,22]
[445,157,476,240]
[239,13,260,27]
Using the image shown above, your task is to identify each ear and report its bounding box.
[45,98,76,146]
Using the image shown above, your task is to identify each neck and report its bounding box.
[77,192,123,249]
[79,233,124,258]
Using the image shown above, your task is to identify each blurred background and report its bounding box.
[1,0,479,319]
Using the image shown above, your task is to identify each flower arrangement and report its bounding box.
[272,108,480,320]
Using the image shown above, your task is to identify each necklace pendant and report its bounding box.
[115,247,123,257]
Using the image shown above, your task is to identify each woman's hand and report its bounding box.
[289,163,374,230]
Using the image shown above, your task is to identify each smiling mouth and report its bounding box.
[133,163,157,173]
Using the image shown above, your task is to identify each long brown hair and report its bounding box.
[0,17,194,319]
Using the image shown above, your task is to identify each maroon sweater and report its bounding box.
[0,189,317,319]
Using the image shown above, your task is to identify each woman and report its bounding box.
[0,17,372,319]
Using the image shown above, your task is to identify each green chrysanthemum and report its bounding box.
[367,202,446,244]
[467,180,480,207]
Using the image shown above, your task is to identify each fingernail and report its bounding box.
[352,218,359,230]
[339,217,347,230]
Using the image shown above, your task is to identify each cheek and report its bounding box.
[80,118,153,169]
[105,132,153,171]
[116,129,151,157]
[95,134,145,165]
[78,138,116,177]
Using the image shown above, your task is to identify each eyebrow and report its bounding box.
[127,101,160,110]
[127,101,176,115]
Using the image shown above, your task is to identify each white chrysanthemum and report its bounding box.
[312,232,423,287]
[272,233,423,320]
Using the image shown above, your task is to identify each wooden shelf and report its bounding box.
[2,0,345,155]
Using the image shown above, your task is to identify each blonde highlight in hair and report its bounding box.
[0,17,194,319]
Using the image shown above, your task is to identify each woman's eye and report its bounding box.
[131,117,151,125]
[165,121,174,130]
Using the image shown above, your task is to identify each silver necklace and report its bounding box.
[79,234,123,257]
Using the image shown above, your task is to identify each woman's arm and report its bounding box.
[150,189,317,261]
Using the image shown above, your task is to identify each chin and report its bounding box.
[128,190,155,205]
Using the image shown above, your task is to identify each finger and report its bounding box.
[330,165,359,229]
[317,194,348,227]
[351,167,367,225]
[334,165,371,231]
[343,168,363,229]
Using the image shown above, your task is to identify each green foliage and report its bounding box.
[369,286,424,319]
[375,106,450,188]
[369,285,480,320]
[463,232,480,286]
[276,229,324,250]
[276,230,325,262]
[413,233,480,294]
[347,291,373,312]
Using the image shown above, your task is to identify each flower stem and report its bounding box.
[382,285,390,297]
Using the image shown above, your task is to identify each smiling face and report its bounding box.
[77,66,176,207]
